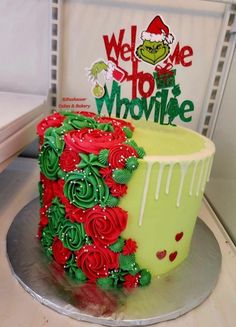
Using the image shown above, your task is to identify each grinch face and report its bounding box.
[136,40,169,65]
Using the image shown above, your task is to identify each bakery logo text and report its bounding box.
[87,15,194,125]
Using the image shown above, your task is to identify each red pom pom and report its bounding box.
[123,273,140,288]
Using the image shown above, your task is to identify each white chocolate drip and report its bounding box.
[138,154,214,226]
[166,163,174,194]
[138,161,154,226]
[155,163,164,200]
[177,162,190,207]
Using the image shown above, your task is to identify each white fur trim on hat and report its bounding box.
[141,31,165,42]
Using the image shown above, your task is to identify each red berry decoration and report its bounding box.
[169,251,178,262]
[175,232,184,242]
[156,250,167,260]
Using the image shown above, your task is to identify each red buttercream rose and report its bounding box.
[84,205,128,246]
[123,239,138,255]
[108,144,137,169]
[59,146,81,172]
[52,179,69,205]
[76,245,119,281]
[39,205,49,227]
[65,202,86,223]
[41,175,55,205]
[123,273,140,288]
[104,175,127,198]
[37,112,65,142]
[64,128,126,155]
[52,237,72,265]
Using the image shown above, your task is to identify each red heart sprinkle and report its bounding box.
[175,232,184,242]
[169,251,178,262]
[156,250,167,260]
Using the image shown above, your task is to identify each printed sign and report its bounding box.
[87,15,194,126]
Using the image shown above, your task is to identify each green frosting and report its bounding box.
[109,237,125,253]
[65,255,87,281]
[44,127,65,153]
[97,276,114,289]
[74,268,87,282]
[123,126,133,138]
[139,269,151,286]
[47,198,65,234]
[41,226,54,258]
[63,114,97,130]
[57,169,67,179]
[106,195,119,207]
[64,170,109,209]
[112,169,132,184]
[78,153,105,175]
[98,149,109,165]
[136,146,146,159]
[129,263,140,276]
[39,142,60,180]
[96,122,114,132]
[58,219,85,251]
[119,254,135,271]
[125,157,139,171]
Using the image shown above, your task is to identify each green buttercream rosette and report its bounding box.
[64,170,109,209]
[58,219,85,251]
[98,149,109,165]
[38,181,43,207]
[78,153,105,175]
[39,128,65,180]
[139,269,151,286]
[47,197,65,234]
[112,169,132,184]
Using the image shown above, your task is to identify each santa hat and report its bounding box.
[141,16,174,44]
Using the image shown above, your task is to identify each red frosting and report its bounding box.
[52,237,72,265]
[39,205,49,227]
[108,144,137,169]
[64,128,126,155]
[59,146,81,172]
[65,203,86,223]
[41,175,56,205]
[37,112,65,142]
[96,116,135,132]
[84,205,128,246]
[104,176,128,198]
[123,273,140,288]
[76,245,119,281]
[123,239,138,255]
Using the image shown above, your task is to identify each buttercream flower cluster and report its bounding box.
[37,111,151,288]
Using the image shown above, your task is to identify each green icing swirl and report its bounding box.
[64,170,109,209]
[96,122,114,132]
[112,169,132,184]
[41,226,54,258]
[58,219,85,251]
[125,157,139,171]
[139,269,151,286]
[78,153,105,176]
[47,198,65,234]
[98,149,109,165]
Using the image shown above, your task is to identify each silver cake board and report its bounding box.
[6,198,221,326]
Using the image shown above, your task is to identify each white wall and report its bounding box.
[0,0,50,95]
[206,46,236,243]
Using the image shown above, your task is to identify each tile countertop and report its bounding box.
[0,158,235,327]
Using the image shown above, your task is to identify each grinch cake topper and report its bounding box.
[136,15,174,65]
[87,14,194,126]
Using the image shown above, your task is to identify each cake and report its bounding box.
[37,111,215,288]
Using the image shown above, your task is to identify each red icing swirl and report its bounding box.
[76,245,118,281]
[52,237,72,265]
[84,205,128,246]
[64,128,126,155]
[108,144,137,169]
[37,112,65,142]
[59,146,81,172]
[104,175,128,198]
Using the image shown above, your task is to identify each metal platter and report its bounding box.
[6,198,221,326]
